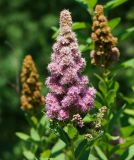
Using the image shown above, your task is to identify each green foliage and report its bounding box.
[50,122,71,146]
[94,146,108,160]
[121,144,134,160]
[23,151,35,160]
[75,0,97,14]
[104,0,128,9]
[16,132,30,141]
[122,58,134,69]
[108,17,121,30]
[0,0,134,160]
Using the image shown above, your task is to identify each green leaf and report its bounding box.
[54,153,65,160]
[52,27,59,39]
[112,0,128,8]
[16,132,30,141]
[114,81,119,92]
[40,150,51,158]
[104,0,128,9]
[30,128,40,142]
[23,151,35,160]
[94,146,108,160]
[124,109,134,116]
[31,116,38,125]
[121,126,134,137]
[106,90,116,106]
[75,139,88,160]
[72,22,90,30]
[108,104,126,132]
[79,44,89,52]
[108,17,121,30]
[65,124,78,139]
[128,117,134,125]
[51,140,66,155]
[94,73,104,82]
[106,133,119,140]
[120,93,134,104]
[75,0,97,13]
[88,154,99,160]
[98,80,107,95]
[84,0,97,10]
[94,100,102,108]
[110,136,134,156]
[122,58,134,69]
[39,116,49,128]
[96,92,104,102]
[83,114,95,123]
[51,122,71,146]
[75,138,98,160]
[121,144,134,160]
[121,27,134,40]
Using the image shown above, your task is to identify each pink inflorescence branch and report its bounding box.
[45,9,96,124]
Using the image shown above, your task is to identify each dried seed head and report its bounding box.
[90,4,120,67]
[95,5,104,15]
[20,55,44,110]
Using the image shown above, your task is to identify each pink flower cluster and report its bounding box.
[45,9,96,121]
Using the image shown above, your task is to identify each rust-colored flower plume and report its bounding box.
[20,55,44,110]
[91,5,120,67]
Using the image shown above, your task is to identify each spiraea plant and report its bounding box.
[20,55,44,110]
[87,4,129,160]
[45,9,106,160]
[17,55,55,160]
[91,5,120,68]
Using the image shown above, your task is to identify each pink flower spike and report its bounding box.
[45,9,96,121]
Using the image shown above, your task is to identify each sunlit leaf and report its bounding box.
[54,153,65,160]
[106,133,119,140]
[72,22,90,30]
[51,140,66,155]
[128,117,134,125]
[98,81,107,95]
[83,114,95,123]
[75,139,88,160]
[16,132,30,141]
[108,104,126,132]
[124,109,134,116]
[50,122,71,146]
[30,128,40,142]
[40,150,51,158]
[121,126,134,137]
[108,17,121,30]
[23,151,35,160]
[88,153,99,160]
[105,0,128,9]
[75,0,97,13]
[122,58,134,69]
[120,27,134,40]
[121,144,134,160]
[94,146,108,160]
[65,124,78,139]
[106,90,116,106]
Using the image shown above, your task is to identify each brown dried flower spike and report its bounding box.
[91,5,120,67]
[20,55,44,110]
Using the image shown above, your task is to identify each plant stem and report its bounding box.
[70,140,76,160]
